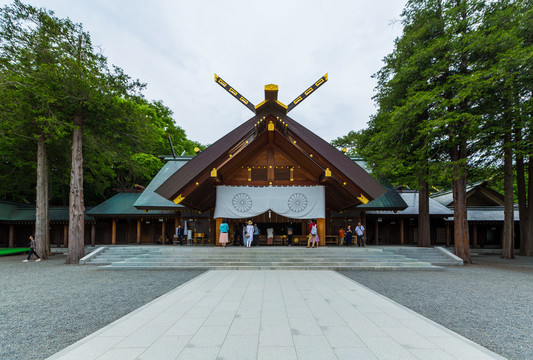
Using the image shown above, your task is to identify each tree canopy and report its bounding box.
[0,0,203,207]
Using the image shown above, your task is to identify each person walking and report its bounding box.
[345,225,353,247]
[23,235,41,262]
[219,219,229,248]
[355,222,366,247]
[245,220,254,248]
[338,226,345,246]
[307,220,317,248]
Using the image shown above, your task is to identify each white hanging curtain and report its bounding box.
[213,186,325,219]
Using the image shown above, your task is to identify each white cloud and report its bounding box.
[9,0,405,144]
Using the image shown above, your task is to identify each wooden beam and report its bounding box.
[400,219,404,245]
[215,218,222,246]
[8,225,14,248]
[317,218,326,246]
[162,220,166,245]
[473,224,478,249]
[63,224,68,247]
[91,224,96,247]
[137,220,141,244]
[267,146,274,181]
[446,222,450,247]
[374,220,379,245]
[111,219,117,245]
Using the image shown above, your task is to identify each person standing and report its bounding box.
[219,219,229,248]
[233,223,241,246]
[338,226,345,246]
[245,220,254,248]
[345,225,353,247]
[286,225,293,246]
[175,224,183,246]
[307,220,317,248]
[355,222,365,247]
[241,223,247,246]
[266,227,274,245]
[23,235,41,262]
[253,223,260,246]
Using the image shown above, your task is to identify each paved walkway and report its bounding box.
[47,271,504,360]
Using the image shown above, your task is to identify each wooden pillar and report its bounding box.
[400,219,405,245]
[445,223,450,247]
[8,225,14,248]
[91,224,96,246]
[63,224,68,247]
[215,217,222,246]
[317,218,326,246]
[137,220,141,244]
[374,220,379,245]
[473,224,478,249]
[162,220,166,245]
[111,219,117,245]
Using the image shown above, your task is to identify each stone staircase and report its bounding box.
[81,246,461,270]
[385,247,464,266]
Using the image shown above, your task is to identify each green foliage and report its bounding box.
[336,0,532,195]
[0,1,204,206]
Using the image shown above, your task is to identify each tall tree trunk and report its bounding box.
[35,135,48,259]
[44,151,51,257]
[66,114,85,264]
[452,143,471,264]
[418,168,431,247]
[516,135,529,256]
[527,153,533,256]
[502,130,515,259]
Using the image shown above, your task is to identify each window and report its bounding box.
[275,168,290,181]
[251,168,267,181]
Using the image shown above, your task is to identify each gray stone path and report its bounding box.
[47,271,504,360]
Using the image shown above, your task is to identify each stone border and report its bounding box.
[436,246,464,265]
[79,246,107,265]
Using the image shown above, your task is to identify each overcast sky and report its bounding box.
[6,0,406,145]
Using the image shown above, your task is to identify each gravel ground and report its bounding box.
[0,253,204,360]
[339,255,533,360]
[2,251,532,360]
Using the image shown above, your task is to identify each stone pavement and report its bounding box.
[47,271,504,360]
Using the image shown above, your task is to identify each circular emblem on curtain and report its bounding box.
[232,193,252,212]
[288,193,308,212]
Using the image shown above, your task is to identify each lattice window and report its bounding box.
[275,168,290,181]
[251,168,267,181]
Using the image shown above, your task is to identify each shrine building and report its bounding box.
[144,75,408,245]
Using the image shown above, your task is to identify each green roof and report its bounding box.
[0,200,93,222]
[357,188,407,210]
[87,192,176,217]
[134,159,189,210]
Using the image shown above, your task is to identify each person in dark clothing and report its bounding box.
[23,235,41,262]
[286,225,293,246]
[344,225,353,246]
[176,225,184,245]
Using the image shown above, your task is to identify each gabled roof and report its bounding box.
[155,104,387,209]
[134,158,189,210]
[366,192,453,216]
[445,206,519,222]
[88,192,176,217]
[357,188,408,211]
[431,180,504,207]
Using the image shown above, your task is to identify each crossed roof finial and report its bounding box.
[214,74,328,114]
